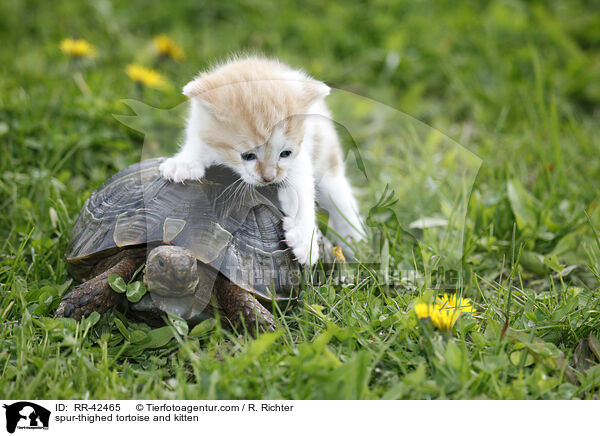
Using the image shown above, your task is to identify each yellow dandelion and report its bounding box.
[414,303,432,320]
[414,294,474,331]
[435,293,475,314]
[332,246,346,263]
[430,308,460,331]
[60,38,97,58]
[153,34,185,61]
[126,64,169,90]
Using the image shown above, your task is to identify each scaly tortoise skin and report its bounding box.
[55,157,325,331]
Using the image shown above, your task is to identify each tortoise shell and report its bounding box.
[67,158,300,301]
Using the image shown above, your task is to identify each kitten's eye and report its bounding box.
[241,152,256,161]
[279,150,292,158]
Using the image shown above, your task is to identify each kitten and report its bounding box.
[160,56,363,264]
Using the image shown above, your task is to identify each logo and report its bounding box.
[3,402,50,433]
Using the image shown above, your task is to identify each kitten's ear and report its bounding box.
[182,79,224,119]
[182,78,203,98]
[302,80,330,107]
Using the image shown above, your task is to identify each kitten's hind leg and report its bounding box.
[316,171,365,250]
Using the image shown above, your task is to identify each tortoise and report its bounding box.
[55,157,331,330]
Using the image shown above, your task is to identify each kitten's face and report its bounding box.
[236,118,306,186]
[202,115,305,186]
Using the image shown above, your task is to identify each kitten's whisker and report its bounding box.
[216,177,243,203]
[220,183,237,202]
[249,185,258,205]
[247,186,252,203]
[236,184,245,203]
[228,182,240,204]
[231,179,247,205]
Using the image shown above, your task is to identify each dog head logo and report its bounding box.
[3,402,50,433]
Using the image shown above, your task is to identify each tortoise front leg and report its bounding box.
[215,275,275,333]
[55,255,143,320]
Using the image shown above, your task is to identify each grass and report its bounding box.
[1,0,600,399]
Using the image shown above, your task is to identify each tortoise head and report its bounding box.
[145,245,199,297]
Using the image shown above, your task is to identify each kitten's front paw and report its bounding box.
[159,158,205,183]
[283,217,319,265]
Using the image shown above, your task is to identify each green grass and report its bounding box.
[1,0,600,399]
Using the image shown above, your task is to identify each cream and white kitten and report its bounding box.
[160,56,363,264]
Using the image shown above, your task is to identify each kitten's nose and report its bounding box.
[262,175,275,183]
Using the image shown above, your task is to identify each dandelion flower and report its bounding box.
[126,64,169,90]
[414,303,432,320]
[435,293,475,314]
[153,35,185,61]
[414,294,475,331]
[60,38,97,58]
[430,308,460,331]
[332,246,346,263]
